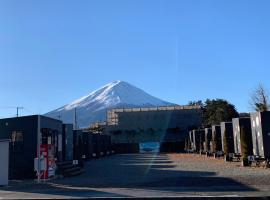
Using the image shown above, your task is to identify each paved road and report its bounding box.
[2,153,270,198]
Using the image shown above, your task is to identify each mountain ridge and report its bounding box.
[46,81,175,128]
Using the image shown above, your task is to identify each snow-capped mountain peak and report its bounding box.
[46,81,174,128]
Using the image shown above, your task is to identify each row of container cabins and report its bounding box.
[186,111,270,167]
[0,115,113,180]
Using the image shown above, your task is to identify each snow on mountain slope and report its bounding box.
[45,81,175,128]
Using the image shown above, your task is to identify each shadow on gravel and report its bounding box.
[0,181,129,198]
[0,154,257,198]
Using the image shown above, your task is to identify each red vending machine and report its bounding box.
[36,128,58,180]
[39,144,56,179]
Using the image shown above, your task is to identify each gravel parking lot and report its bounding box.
[2,153,270,198]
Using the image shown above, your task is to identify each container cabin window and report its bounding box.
[11,131,24,152]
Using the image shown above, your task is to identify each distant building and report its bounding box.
[105,105,202,152]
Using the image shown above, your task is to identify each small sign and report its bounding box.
[229,153,234,158]
[248,156,255,162]
[216,151,223,156]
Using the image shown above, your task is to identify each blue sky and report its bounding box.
[0,0,270,117]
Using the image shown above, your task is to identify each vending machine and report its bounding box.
[39,144,56,179]
[35,128,58,180]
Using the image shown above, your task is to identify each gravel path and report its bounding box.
[2,153,270,198]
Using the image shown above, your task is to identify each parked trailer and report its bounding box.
[211,125,222,156]
[232,117,253,156]
[188,131,194,152]
[250,112,270,167]
[192,130,204,153]
[220,122,235,154]
[204,128,212,154]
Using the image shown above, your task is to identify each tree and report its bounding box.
[188,100,204,106]
[250,84,269,112]
[203,99,239,126]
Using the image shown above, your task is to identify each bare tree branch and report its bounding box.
[250,84,269,112]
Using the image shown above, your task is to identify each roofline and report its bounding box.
[0,114,62,123]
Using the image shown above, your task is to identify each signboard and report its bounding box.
[140,142,160,153]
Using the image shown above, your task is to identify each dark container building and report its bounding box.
[0,115,62,179]
[232,117,253,155]
[250,112,270,158]
[62,124,73,161]
[73,130,83,160]
[188,130,193,150]
[192,129,204,152]
[106,106,202,153]
[211,125,222,153]
[73,130,112,159]
[204,128,212,153]
[220,122,234,153]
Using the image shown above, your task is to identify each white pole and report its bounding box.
[37,115,41,183]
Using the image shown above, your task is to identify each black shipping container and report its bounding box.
[82,132,91,159]
[104,135,112,155]
[204,128,212,153]
[87,133,95,158]
[73,130,83,160]
[251,112,270,158]
[62,124,73,161]
[188,130,193,148]
[192,130,204,152]
[220,122,234,154]
[211,125,222,153]
[0,115,62,179]
[99,135,106,157]
[232,117,253,155]
[92,134,102,158]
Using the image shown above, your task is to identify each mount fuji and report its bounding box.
[45,81,175,128]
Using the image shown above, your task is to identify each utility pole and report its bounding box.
[16,107,24,117]
[37,115,41,183]
[0,106,24,118]
[74,108,78,130]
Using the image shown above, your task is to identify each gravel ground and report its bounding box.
[1,153,270,198]
[168,154,270,186]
